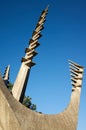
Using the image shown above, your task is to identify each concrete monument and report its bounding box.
[12,6,49,103]
[0,6,84,130]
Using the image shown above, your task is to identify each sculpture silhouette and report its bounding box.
[0,6,84,130]
[12,6,49,103]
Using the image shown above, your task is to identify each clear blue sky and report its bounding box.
[0,0,86,130]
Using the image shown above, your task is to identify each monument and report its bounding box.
[12,6,49,103]
[0,6,84,130]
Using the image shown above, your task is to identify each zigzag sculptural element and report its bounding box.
[12,6,49,103]
[0,6,84,130]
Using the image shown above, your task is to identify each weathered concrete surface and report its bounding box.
[0,75,82,130]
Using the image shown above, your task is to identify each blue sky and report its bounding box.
[0,0,86,129]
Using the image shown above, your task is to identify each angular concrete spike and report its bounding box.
[25,48,38,56]
[71,73,83,79]
[0,59,84,130]
[69,60,84,89]
[35,24,44,32]
[70,67,82,73]
[69,60,83,68]
[38,18,46,25]
[70,71,78,76]
[32,33,42,40]
[30,42,40,49]
[12,7,48,103]
[3,65,10,86]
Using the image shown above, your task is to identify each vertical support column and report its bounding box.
[12,63,30,102]
[12,6,49,102]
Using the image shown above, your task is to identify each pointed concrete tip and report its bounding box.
[68,60,75,64]
[8,65,10,68]
[45,5,50,11]
[7,65,10,70]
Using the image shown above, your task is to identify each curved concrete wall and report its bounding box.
[0,76,81,130]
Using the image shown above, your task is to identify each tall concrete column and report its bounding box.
[12,6,49,102]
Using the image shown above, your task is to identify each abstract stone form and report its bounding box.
[0,7,84,130]
[12,6,48,103]
[3,65,10,86]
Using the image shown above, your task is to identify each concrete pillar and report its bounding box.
[12,6,49,102]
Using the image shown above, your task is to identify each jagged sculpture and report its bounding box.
[12,6,48,103]
[69,60,84,90]
[0,6,84,130]
[3,65,10,86]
